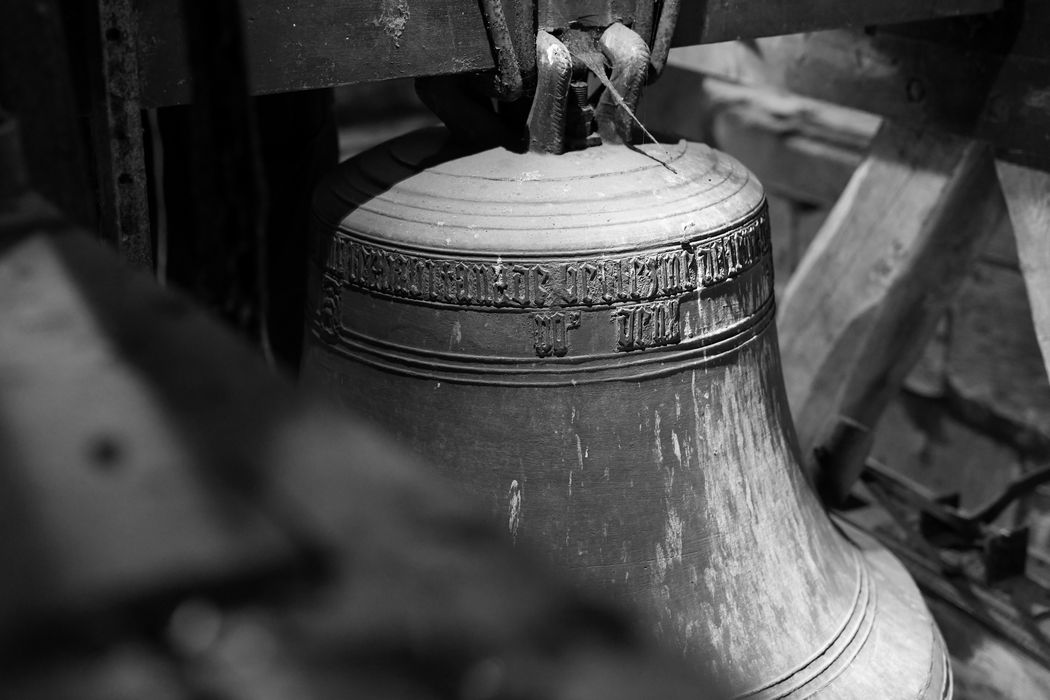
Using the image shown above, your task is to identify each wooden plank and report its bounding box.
[538,0,638,31]
[942,253,1050,449]
[778,121,1007,503]
[995,161,1050,383]
[668,32,999,137]
[135,0,1002,107]
[86,0,153,268]
[667,9,1050,167]
[673,0,1001,45]
[136,0,494,107]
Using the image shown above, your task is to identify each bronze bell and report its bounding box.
[301,27,951,698]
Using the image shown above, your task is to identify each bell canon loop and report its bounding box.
[302,125,951,696]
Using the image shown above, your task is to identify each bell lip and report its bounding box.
[313,127,767,258]
[794,517,954,699]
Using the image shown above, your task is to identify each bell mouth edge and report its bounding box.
[815,516,953,699]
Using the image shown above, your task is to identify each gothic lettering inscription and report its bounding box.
[317,275,343,343]
[327,210,770,309]
[694,215,767,286]
[532,310,582,358]
[614,299,681,352]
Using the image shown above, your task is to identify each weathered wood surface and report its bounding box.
[667,3,1050,167]
[942,248,1050,451]
[85,0,153,267]
[0,149,719,696]
[778,121,1007,502]
[995,161,1050,385]
[668,32,1003,135]
[133,0,1001,107]
[672,0,1001,46]
[136,0,493,107]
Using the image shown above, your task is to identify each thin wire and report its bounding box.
[566,46,680,175]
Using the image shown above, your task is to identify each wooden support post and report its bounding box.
[995,161,1050,382]
[778,121,1008,504]
[86,0,153,268]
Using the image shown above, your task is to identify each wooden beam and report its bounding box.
[673,0,1001,46]
[86,0,153,268]
[777,121,1007,504]
[669,32,997,135]
[0,0,97,229]
[136,0,494,107]
[667,5,1050,167]
[135,0,1002,107]
[995,161,1050,383]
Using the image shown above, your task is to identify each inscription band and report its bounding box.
[324,209,770,310]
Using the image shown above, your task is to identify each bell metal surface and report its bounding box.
[302,127,951,697]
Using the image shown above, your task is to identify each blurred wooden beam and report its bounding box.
[134,0,1002,107]
[86,0,153,268]
[672,0,1001,45]
[778,121,1007,504]
[136,0,493,107]
[667,4,1050,167]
